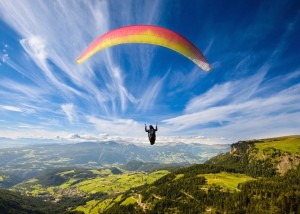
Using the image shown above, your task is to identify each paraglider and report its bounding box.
[77,25,211,145]
[145,124,158,145]
[76,25,211,71]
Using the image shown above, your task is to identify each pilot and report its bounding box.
[145,124,158,145]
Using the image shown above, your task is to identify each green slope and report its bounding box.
[206,135,300,177]
[255,135,300,154]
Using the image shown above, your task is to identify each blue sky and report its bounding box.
[0,0,299,144]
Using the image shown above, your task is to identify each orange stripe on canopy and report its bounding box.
[77,25,211,71]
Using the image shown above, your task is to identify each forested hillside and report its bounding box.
[0,189,79,214]
[207,135,300,177]
[105,165,300,213]
[103,136,300,213]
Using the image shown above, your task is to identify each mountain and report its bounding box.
[104,165,300,213]
[121,160,188,172]
[206,135,300,177]
[0,141,229,185]
[101,135,300,213]
[1,135,299,213]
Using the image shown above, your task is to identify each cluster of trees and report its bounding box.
[38,167,101,187]
[221,166,300,213]
[206,141,278,177]
[0,174,22,188]
[0,189,83,214]
[110,167,123,175]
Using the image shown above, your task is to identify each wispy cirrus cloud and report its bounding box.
[163,69,300,140]
[0,0,164,118]
[0,105,23,112]
[0,0,160,139]
[87,116,142,136]
[185,67,267,113]
[0,1,109,105]
[61,103,77,123]
[137,66,171,111]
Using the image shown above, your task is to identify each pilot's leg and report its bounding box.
[150,138,155,145]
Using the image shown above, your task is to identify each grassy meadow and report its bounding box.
[255,135,300,154]
[74,170,169,213]
[75,169,169,194]
[13,168,169,196]
[202,172,256,192]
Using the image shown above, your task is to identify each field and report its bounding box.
[10,167,169,213]
[74,170,169,213]
[13,168,169,196]
[76,198,115,214]
[255,135,300,154]
[202,172,256,192]
[76,169,169,194]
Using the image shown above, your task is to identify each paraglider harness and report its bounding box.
[145,125,157,145]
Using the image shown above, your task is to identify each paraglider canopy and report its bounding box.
[77,25,211,71]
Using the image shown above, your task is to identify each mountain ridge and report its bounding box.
[102,135,300,213]
[206,135,300,177]
[0,141,229,186]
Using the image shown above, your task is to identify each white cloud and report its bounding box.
[185,68,267,114]
[163,70,300,140]
[0,128,230,145]
[87,116,142,136]
[0,0,165,118]
[0,105,23,112]
[69,133,81,139]
[0,0,109,104]
[185,82,232,113]
[137,74,167,111]
[61,103,76,123]
[0,128,70,140]
[1,53,8,63]
[20,36,46,61]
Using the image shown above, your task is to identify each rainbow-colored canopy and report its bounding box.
[77,25,211,71]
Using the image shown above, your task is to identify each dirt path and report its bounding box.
[136,194,148,212]
[180,190,195,200]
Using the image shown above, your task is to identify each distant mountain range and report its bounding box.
[0,141,229,183]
